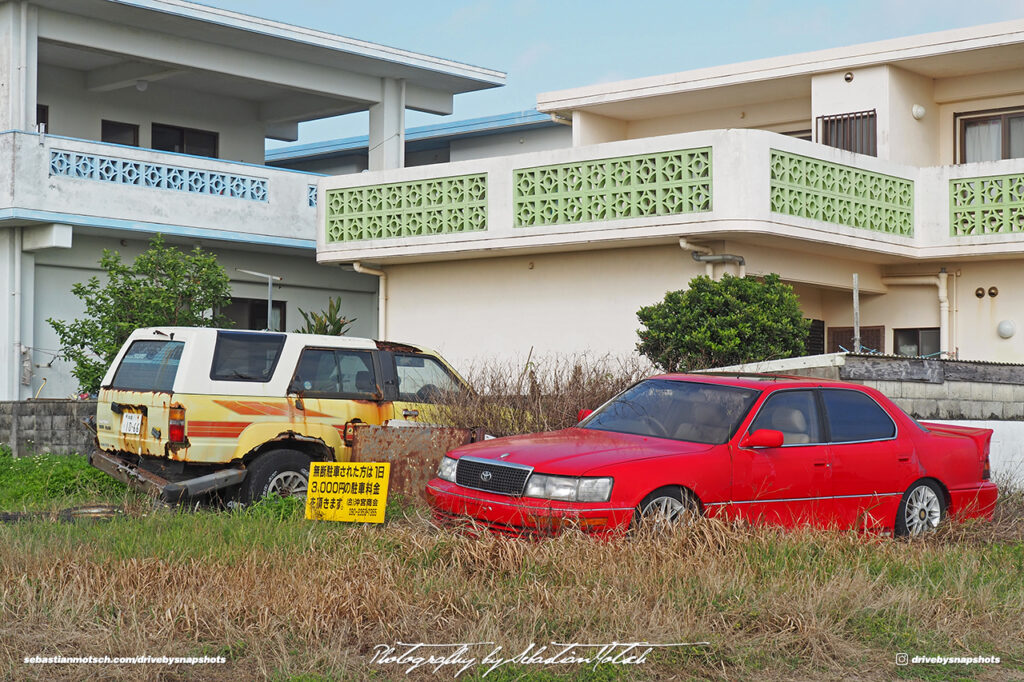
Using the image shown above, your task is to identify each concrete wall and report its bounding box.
[0,399,96,456]
[626,97,810,140]
[382,241,895,370]
[39,65,267,165]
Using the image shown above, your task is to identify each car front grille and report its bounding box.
[455,456,532,496]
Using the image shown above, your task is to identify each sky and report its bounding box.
[194,0,1024,148]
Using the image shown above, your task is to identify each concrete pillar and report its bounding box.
[0,2,38,131]
[368,78,405,170]
[0,228,16,401]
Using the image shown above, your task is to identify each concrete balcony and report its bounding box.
[316,128,1024,264]
[0,131,320,249]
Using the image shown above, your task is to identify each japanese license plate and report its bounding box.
[120,412,143,435]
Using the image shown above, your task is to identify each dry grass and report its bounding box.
[436,353,652,436]
[2,499,1023,681]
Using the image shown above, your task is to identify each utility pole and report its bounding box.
[853,273,861,353]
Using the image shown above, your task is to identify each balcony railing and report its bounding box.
[315,128,1024,262]
[0,131,320,248]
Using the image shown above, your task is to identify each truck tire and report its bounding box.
[239,449,311,505]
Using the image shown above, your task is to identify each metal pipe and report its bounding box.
[853,273,860,353]
[353,262,387,339]
[678,238,715,278]
[880,270,950,358]
[684,243,746,280]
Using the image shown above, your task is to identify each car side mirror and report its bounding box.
[577,409,594,423]
[740,429,784,449]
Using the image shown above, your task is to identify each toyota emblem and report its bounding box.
[480,470,493,483]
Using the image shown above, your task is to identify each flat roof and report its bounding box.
[266,110,557,164]
[35,0,506,94]
[538,19,1024,117]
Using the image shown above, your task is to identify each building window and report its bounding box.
[957,108,1024,163]
[102,120,139,147]
[893,327,940,358]
[805,319,825,355]
[220,297,286,332]
[827,325,884,354]
[36,104,48,132]
[152,123,219,158]
[783,129,813,141]
[816,109,877,156]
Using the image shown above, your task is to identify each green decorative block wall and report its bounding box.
[950,174,1024,236]
[513,148,712,228]
[325,174,487,242]
[769,150,913,236]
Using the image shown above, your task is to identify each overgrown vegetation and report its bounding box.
[48,235,232,393]
[294,296,356,336]
[636,274,810,372]
[0,445,131,510]
[1,488,1022,681]
[432,353,651,436]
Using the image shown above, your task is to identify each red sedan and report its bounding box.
[426,375,998,538]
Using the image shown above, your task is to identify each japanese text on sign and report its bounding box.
[305,462,390,523]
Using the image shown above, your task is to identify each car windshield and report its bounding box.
[581,379,760,444]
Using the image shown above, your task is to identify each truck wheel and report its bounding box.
[240,449,311,504]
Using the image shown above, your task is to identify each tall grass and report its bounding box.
[435,353,652,436]
[1,501,1022,681]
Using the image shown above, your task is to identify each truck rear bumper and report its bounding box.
[89,449,247,503]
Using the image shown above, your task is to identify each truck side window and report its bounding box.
[395,354,459,403]
[291,348,378,399]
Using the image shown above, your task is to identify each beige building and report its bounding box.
[317,20,1024,369]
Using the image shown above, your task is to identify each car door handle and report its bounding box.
[897,456,910,462]
[814,461,830,467]
[403,409,419,418]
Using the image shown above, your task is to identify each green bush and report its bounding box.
[636,274,810,372]
[48,235,232,394]
[294,296,355,336]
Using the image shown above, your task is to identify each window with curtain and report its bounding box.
[958,109,1024,163]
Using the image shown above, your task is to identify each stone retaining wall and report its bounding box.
[0,400,97,456]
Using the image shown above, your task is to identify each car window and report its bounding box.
[291,349,379,399]
[749,390,822,445]
[821,389,895,442]
[395,353,459,403]
[210,331,286,382]
[337,351,378,398]
[582,379,758,444]
[109,340,184,392]
[292,349,340,393]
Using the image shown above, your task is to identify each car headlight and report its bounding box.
[524,474,613,502]
[437,455,458,483]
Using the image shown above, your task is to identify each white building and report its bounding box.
[317,20,1024,370]
[0,0,507,399]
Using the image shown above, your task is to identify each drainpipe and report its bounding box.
[679,238,746,279]
[880,268,949,358]
[352,262,387,340]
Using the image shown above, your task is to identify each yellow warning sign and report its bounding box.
[305,461,390,523]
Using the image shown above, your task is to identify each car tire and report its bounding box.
[894,480,946,537]
[633,486,699,530]
[239,449,312,505]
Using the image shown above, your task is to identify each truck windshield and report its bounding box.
[109,340,185,392]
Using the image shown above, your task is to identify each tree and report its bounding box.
[49,235,232,393]
[294,296,356,336]
[636,273,810,372]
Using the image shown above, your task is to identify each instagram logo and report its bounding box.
[896,653,909,666]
